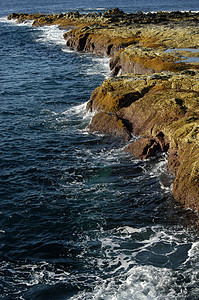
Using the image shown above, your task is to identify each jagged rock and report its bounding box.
[103,7,124,17]
[87,77,144,113]
[8,13,45,23]
[7,10,199,214]
[8,11,199,68]
[110,47,199,76]
[87,71,199,212]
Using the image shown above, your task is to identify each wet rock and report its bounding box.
[125,137,161,159]
[126,131,169,160]
[87,71,199,212]
[88,112,131,141]
[110,47,199,76]
[7,9,199,215]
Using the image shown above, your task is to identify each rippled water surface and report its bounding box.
[0,1,199,299]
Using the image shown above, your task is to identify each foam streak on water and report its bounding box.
[68,225,199,300]
[34,24,68,46]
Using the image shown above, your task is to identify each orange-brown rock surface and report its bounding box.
[87,71,199,212]
[8,9,199,69]
[7,9,199,214]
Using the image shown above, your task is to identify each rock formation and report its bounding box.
[87,71,199,212]
[7,9,199,214]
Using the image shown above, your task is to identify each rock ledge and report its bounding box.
[8,9,199,214]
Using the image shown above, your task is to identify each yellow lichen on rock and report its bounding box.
[87,76,150,113]
[88,111,131,141]
[87,71,199,212]
[7,9,199,215]
[172,144,199,211]
[110,46,199,75]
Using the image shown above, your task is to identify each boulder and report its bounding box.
[125,137,161,159]
[88,112,131,141]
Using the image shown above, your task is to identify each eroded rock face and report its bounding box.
[8,11,199,72]
[88,112,131,141]
[172,144,199,212]
[87,71,199,212]
[109,47,199,76]
[7,9,199,214]
[125,137,161,159]
[87,77,147,113]
[64,28,137,56]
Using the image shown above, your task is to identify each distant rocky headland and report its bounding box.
[8,9,199,215]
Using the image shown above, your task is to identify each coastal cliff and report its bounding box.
[8,9,199,214]
[87,71,199,211]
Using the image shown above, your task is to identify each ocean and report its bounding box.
[0,0,199,299]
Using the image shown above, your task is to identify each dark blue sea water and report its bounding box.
[0,1,199,299]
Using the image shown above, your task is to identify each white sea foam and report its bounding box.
[1,225,198,299]
[64,50,110,77]
[142,153,174,192]
[1,16,67,46]
[69,225,199,300]
[61,47,76,53]
[0,260,70,288]
[1,16,34,26]
[3,15,110,78]
[61,102,91,119]
[81,7,107,11]
[34,25,67,46]
[56,102,93,132]
[35,26,110,78]
[183,241,199,264]
[0,16,10,23]
[41,109,59,116]
[42,102,89,119]
[85,56,110,78]
[117,226,146,235]
[62,48,110,78]
[145,10,199,13]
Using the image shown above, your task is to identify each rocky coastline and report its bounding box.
[8,9,199,215]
